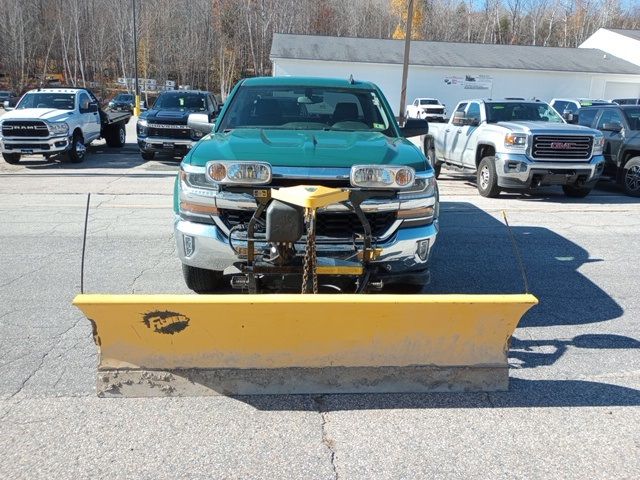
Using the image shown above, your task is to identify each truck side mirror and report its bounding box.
[451,111,465,126]
[89,103,99,113]
[601,122,622,133]
[400,118,429,138]
[562,110,576,124]
[3,100,14,111]
[188,113,214,135]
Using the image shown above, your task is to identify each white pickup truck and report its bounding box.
[0,87,131,164]
[422,99,606,197]
[406,98,446,122]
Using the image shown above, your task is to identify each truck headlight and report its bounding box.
[350,165,415,189]
[137,118,148,135]
[48,122,69,136]
[593,135,605,155]
[206,161,272,185]
[504,133,527,148]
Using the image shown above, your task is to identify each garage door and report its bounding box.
[603,81,640,99]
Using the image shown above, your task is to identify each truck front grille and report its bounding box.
[424,107,444,114]
[532,135,593,160]
[1,120,49,138]
[147,124,192,139]
[4,143,50,151]
[220,209,397,239]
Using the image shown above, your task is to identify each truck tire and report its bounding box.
[2,153,21,164]
[562,185,592,198]
[477,157,501,198]
[141,151,155,161]
[622,157,640,197]
[105,123,126,148]
[425,141,442,179]
[182,264,225,293]
[61,132,86,163]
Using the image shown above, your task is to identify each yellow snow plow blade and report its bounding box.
[73,293,537,397]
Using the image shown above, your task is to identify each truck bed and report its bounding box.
[103,109,131,125]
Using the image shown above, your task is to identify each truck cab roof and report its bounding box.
[241,76,378,90]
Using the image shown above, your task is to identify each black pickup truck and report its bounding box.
[136,90,220,160]
[578,105,640,196]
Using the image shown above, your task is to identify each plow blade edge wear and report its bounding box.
[73,293,537,397]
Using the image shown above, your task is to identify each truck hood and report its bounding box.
[1,108,71,122]
[187,129,426,169]
[142,109,195,124]
[496,121,597,135]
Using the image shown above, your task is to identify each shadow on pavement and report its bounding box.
[440,170,639,204]
[429,201,623,326]
[233,379,640,410]
[511,334,640,369]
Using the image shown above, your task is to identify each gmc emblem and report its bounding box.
[551,142,574,149]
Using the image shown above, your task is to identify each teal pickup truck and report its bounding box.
[174,76,439,292]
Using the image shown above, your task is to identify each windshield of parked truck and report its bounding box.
[420,99,438,105]
[115,94,134,102]
[486,102,564,123]
[219,85,394,135]
[154,92,206,111]
[16,93,76,110]
[623,108,640,130]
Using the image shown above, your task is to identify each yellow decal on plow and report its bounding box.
[73,294,537,371]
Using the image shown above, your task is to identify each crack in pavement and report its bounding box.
[130,233,176,293]
[313,395,339,480]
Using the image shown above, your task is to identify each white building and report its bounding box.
[270,33,640,115]
[580,28,640,98]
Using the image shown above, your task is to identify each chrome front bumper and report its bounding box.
[494,153,605,188]
[0,135,70,154]
[175,217,439,276]
[138,136,195,152]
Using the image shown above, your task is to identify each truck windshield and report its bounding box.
[623,108,640,130]
[16,93,75,110]
[154,92,206,111]
[486,102,564,123]
[115,94,133,102]
[218,85,394,135]
[420,99,438,105]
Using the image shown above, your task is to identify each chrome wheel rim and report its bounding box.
[625,165,640,192]
[480,165,490,190]
[76,140,86,158]
[119,127,126,144]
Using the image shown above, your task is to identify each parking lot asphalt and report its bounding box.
[0,116,639,479]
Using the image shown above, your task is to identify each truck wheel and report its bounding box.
[562,185,592,198]
[141,151,155,161]
[182,264,225,293]
[105,123,126,148]
[477,157,500,198]
[426,143,442,179]
[622,157,640,197]
[2,153,21,164]
[62,132,86,163]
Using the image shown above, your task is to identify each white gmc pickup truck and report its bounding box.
[0,87,131,164]
[406,98,446,122]
[422,99,605,197]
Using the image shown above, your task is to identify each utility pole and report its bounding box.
[398,0,414,125]
[132,0,141,116]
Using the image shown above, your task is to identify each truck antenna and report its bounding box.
[80,193,91,294]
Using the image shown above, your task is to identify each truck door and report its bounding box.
[449,102,482,167]
[442,103,466,163]
[595,108,626,177]
[78,92,101,142]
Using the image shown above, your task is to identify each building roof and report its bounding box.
[271,33,640,75]
[609,29,640,41]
